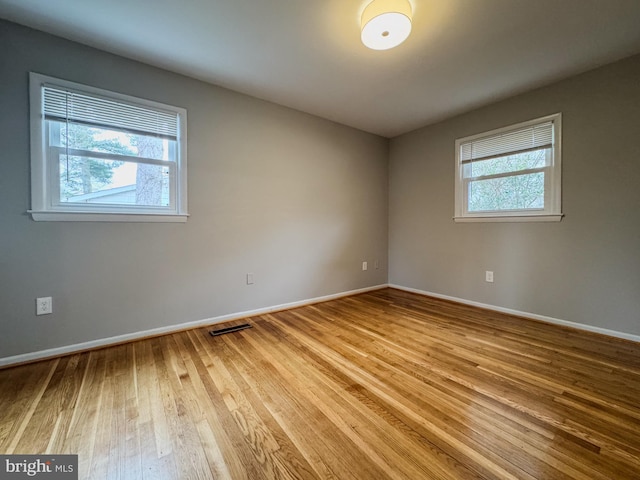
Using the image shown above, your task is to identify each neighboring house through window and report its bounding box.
[29,72,188,222]
[454,113,562,222]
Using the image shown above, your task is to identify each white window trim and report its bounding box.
[29,72,189,222]
[454,113,563,223]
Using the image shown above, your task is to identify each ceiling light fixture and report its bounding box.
[361,0,412,51]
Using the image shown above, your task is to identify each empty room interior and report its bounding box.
[1,0,640,478]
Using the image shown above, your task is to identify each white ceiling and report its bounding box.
[2,0,640,137]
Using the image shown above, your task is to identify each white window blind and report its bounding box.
[43,86,178,139]
[460,121,554,164]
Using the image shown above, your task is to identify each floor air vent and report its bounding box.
[209,323,252,337]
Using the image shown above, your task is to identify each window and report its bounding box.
[454,113,562,222]
[29,73,188,222]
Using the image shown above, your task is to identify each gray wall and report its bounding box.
[0,21,389,359]
[389,54,640,336]
[2,19,639,362]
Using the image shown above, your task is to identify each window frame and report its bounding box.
[454,113,563,223]
[29,72,188,222]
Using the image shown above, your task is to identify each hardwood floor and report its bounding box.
[1,288,640,479]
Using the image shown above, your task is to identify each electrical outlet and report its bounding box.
[374,259,379,270]
[362,261,368,271]
[36,297,53,315]
[485,271,494,283]
[246,273,254,285]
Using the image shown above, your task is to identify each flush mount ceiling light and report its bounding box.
[361,0,412,50]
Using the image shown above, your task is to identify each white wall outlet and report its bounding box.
[485,271,494,283]
[36,296,53,315]
[362,261,368,271]
[246,273,254,285]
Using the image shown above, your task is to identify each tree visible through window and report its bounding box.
[467,150,546,212]
[53,123,170,207]
[57,124,129,199]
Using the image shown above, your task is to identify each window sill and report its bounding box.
[29,210,189,223]
[453,214,563,223]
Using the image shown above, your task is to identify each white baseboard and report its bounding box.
[5,283,636,368]
[389,284,640,344]
[0,284,388,368]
